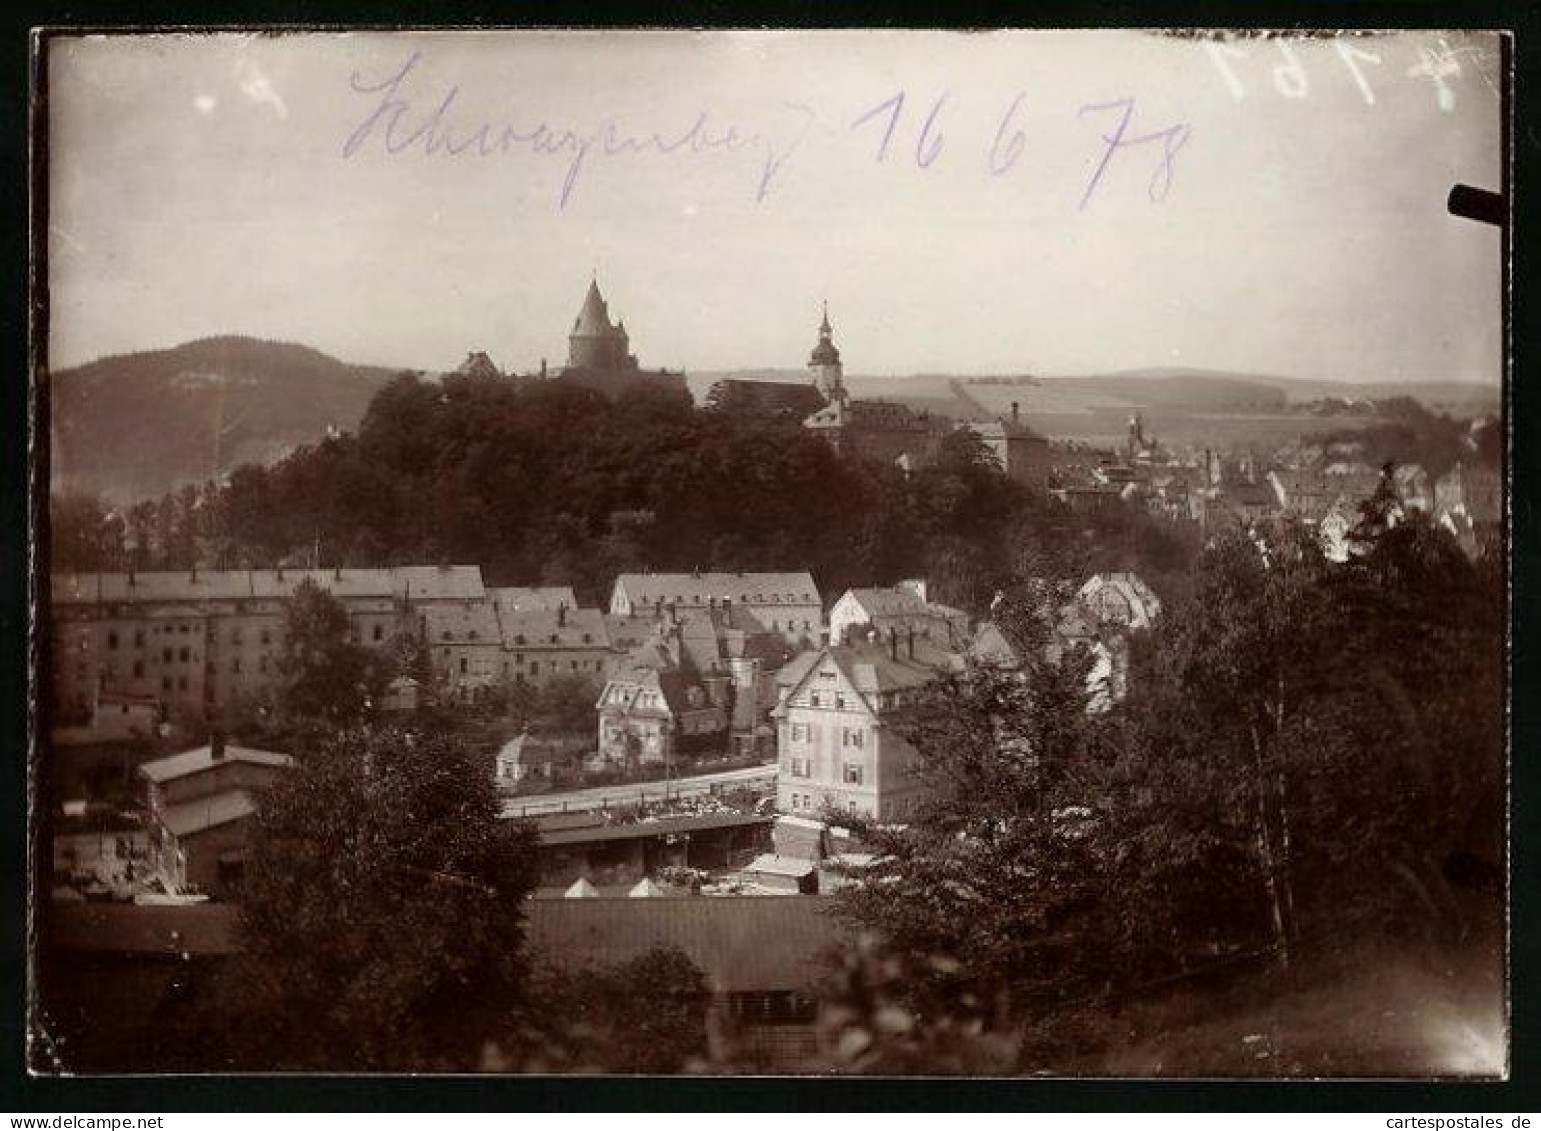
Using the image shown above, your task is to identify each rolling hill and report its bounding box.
[48,339,1500,503]
[48,337,401,503]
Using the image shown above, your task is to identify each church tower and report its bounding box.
[808,302,845,403]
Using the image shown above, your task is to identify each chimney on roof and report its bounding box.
[1012,401,1020,424]
[907,625,916,660]
[190,565,198,583]
[209,729,226,760]
[540,358,547,377]
[334,565,342,582]
[668,601,678,626]
[889,626,899,662]
[277,566,284,582]
[128,570,135,587]
[558,603,567,628]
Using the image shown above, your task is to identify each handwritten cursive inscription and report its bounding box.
[341,52,816,209]
[341,53,1192,214]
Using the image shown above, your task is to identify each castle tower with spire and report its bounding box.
[555,275,686,402]
[808,302,845,403]
[568,276,638,372]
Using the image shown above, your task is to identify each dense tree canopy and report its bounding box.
[50,371,1098,615]
[205,727,538,1071]
[836,509,1504,1069]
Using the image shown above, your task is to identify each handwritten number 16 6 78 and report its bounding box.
[850,90,1191,210]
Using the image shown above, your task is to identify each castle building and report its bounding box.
[568,277,639,373]
[557,277,687,401]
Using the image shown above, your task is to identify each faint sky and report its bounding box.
[47,30,1504,382]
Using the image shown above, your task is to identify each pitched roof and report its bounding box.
[454,351,502,379]
[840,587,968,628]
[53,569,392,606]
[775,641,960,717]
[53,565,487,607]
[538,812,769,847]
[744,853,818,879]
[160,789,258,838]
[388,565,487,602]
[139,744,294,784]
[832,641,959,696]
[421,601,502,645]
[967,622,1019,666]
[805,398,947,433]
[498,732,589,766]
[488,586,579,613]
[597,668,673,718]
[773,650,824,690]
[497,607,610,651]
[571,278,618,338]
[524,895,844,993]
[613,572,821,610]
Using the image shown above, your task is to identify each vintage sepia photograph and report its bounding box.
[31,28,1508,1078]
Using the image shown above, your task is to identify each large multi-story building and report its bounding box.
[50,565,485,720]
[771,632,961,821]
[420,599,504,697]
[495,605,614,687]
[609,571,823,649]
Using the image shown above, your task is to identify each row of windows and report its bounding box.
[788,722,866,747]
[643,593,815,607]
[105,624,193,650]
[104,621,390,651]
[806,691,847,709]
[785,758,864,784]
[768,619,814,633]
[501,658,605,676]
[786,792,864,815]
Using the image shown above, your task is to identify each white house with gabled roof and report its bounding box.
[772,632,961,822]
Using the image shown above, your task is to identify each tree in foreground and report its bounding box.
[207,727,538,1070]
[832,596,1132,1068]
[276,578,394,725]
